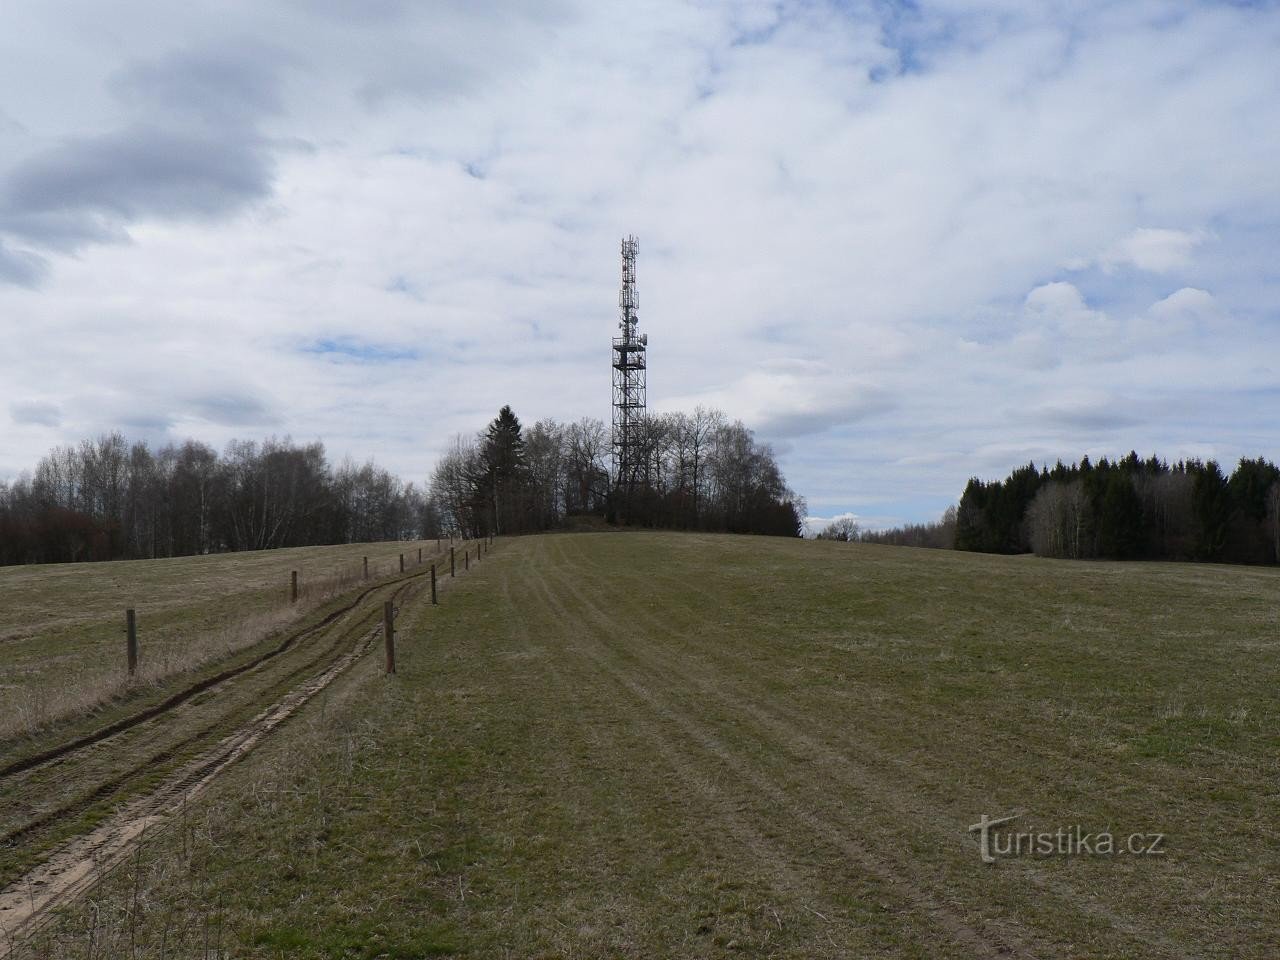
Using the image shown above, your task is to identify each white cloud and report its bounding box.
[662,359,893,441]
[802,511,859,538]
[1,0,1280,521]
[1023,281,1106,330]
[1098,228,1206,275]
[1147,286,1221,326]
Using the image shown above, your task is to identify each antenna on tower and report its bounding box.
[612,235,648,514]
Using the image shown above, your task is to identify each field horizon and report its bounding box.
[2,530,1277,958]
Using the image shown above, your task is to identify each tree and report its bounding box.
[1026,480,1089,559]
[1267,482,1280,564]
[1192,460,1230,561]
[525,419,565,531]
[1096,472,1145,559]
[1227,457,1280,563]
[478,405,528,535]
[818,517,859,541]
[428,436,482,537]
[564,417,609,516]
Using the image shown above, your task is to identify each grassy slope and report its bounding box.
[16,532,1280,959]
[0,540,438,737]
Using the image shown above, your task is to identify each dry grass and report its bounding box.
[0,540,436,742]
[9,532,1280,958]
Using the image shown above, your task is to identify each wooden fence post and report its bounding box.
[399,553,405,572]
[465,550,469,571]
[126,608,138,676]
[451,547,455,577]
[291,570,298,604]
[383,601,396,675]
[363,556,368,579]
[418,547,422,563]
[431,564,437,604]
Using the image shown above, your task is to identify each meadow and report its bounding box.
[6,532,1278,958]
[0,540,437,740]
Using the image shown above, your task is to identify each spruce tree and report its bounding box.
[479,406,528,535]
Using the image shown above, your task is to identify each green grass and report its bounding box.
[0,539,438,739]
[12,532,1280,958]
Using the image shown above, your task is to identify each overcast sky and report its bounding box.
[2,0,1278,529]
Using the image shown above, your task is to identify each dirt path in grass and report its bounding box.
[4,533,1246,958]
[0,616,385,949]
[0,542,486,956]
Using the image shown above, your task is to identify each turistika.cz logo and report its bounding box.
[968,814,1166,864]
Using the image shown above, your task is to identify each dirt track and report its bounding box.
[4,532,1273,958]
[0,541,480,953]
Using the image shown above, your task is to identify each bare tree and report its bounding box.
[818,517,859,541]
[565,417,608,515]
[1025,480,1090,559]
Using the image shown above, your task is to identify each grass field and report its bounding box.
[0,540,439,739]
[6,532,1279,958]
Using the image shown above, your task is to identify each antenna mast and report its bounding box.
[611,235,648,508]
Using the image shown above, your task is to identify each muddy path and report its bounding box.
[0,539,489,953]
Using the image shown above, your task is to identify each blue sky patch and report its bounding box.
[303,337,419,363]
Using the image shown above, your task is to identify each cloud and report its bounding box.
[294,0,412,25]
[1147,287,1221,327]
[1018,281,1119,358]
[10,400,62,427]
[1097,228,1206,274]
[0,126,273,251]
[109,44,287,128]
[118,411,177,435]
[665,360,894,441]
[0,40,290,274]
[186,392,276,426]
[802,511,859,538]
[2,0,1280,527]
[0,240,46,287]
[1023,281,1105,329]
[1031,396,1141,432]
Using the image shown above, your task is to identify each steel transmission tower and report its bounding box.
[611,235,648,502]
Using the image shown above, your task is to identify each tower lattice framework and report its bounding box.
[611,235,648,497]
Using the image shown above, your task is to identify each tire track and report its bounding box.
[0,587,384,853]
[0,610,389,952]
[0,548,454,781]
[519,540,1030,960]
[507,560,911,958]
[540,540,1196,958]
[0,540,490,953]
[0,556,454,873]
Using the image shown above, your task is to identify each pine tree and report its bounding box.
[1097,472,1145,559]
[478,406,528,535]
[1192,461,1230,561]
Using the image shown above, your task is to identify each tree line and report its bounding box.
[814,510,957,549]
[0,404,804,566]
[953,453,1280,563]
[428,405,804,538]
[0,433,432,565]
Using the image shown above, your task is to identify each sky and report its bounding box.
[2,0,1279,531]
